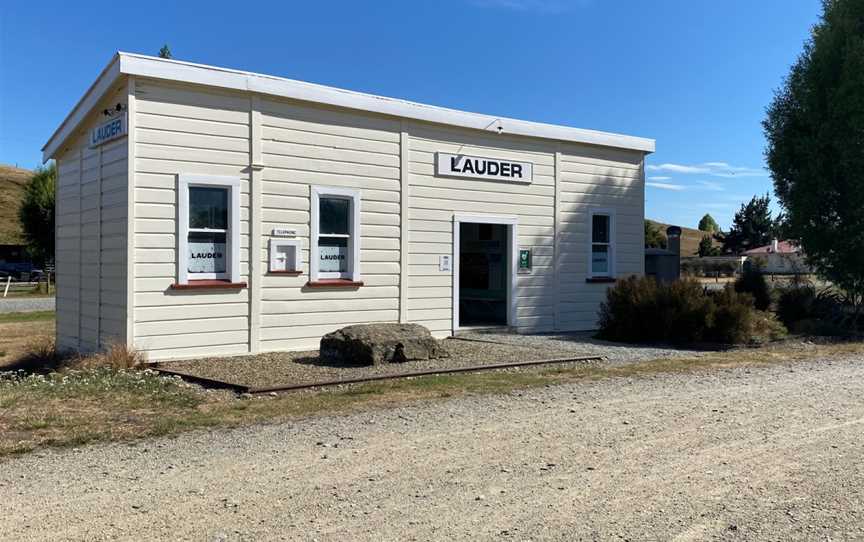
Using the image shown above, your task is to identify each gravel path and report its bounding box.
[159,333,705,389]
[4,355,864,541]
[0,297,54,313]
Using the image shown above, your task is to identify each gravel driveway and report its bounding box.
[0,297,54,313]
[3,355,864,541]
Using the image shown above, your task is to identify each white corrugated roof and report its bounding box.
[43,52,656,161]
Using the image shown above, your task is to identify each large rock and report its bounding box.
[320,323,446,365]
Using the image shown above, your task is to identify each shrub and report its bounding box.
[598,277,786,345]
[707,287,755,344]
[653,279,715,343]
[597,276,660,343]
[734,267,772,311]
[776,284,817,328]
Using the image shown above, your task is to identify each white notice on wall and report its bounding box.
[188,241,226,273]
[439,255,452,272]
[319,245,348,272]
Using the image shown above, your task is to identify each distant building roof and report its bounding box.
[743,240,800,255]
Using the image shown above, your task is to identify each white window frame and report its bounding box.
[310,186,361,282]
[588,209,615,278]
[177,175,241,284]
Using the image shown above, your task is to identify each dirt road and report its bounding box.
[3,355,864,541]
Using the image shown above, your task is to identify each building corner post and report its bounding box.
[553,147,562,332]
[398,124,411,324]
[125,76,137,349]
[249,95,264,354]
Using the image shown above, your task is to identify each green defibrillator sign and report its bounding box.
[518,248,532,273]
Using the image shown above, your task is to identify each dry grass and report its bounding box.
[2,334,864,457]
[0,319,56,370]
[0,164,31,245]
[647,219,720,256]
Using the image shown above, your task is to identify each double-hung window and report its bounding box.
[589,210,614,277]
[177,175,241,284]
[310,186,361,282]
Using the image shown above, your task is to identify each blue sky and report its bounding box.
[0,0,819,229]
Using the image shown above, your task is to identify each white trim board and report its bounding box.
[451,213,519,333]
[43,52,656,161]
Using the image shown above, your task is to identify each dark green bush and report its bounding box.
[598,277,785,345]
[707,287,755,344]
[776,284,817,328]
[734,267,772,311]
[654,279,715,343]
[776,284,860,335]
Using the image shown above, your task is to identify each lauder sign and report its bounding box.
[436,153,533,183]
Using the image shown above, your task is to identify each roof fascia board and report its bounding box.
[42,54,122,162]
[119,53,655,153]
[43,52,655,160]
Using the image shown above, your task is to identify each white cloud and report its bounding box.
[646,182,686,191]
[646,163,708,174]
[469,0,586,13]
[648,176,672,181]
[646,162,767,178]
[696,180,724,191]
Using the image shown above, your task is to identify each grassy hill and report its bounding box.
[0,165,32,245]
[647,219,721,257]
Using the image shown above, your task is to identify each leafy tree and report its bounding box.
[158,44,172,59]
[19,163,56,265]
[764,0,864,307]
[644,220,666,249]
[698,235,719,257]
[698,213,720,233]
[722,194,778,254]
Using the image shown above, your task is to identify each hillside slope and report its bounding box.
[647,219,721,257]
[0,165,32,245]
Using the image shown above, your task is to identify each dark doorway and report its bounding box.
[458,222,508,327]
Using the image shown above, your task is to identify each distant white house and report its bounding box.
[743,240,811,275]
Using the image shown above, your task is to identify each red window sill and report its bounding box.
[268,270,303,276]
[170,280,248,290]
[586,277,617,283]
[305,279,364,288]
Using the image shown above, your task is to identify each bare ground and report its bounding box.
[3,353,864,541]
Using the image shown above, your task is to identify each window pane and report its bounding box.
[188,231,227,274]
[592,214,610,244]
[189,187,228,229]
[319,197,350,235]
[319,237,349,273]
[591,245,609,274]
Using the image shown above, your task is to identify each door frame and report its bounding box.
[452,213,519,333]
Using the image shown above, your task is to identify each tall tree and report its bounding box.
[644,220,666,249]
[158,44,172,59]
[697,213,720,233]
[764,0,864,306]
[698,235,719,257]
[19,163,56,265]
[722,194,778,254]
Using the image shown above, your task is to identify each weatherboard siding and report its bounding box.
[557,143,646,330]
[55,84,129,352]
[131,79,251,360]
[407,125,559,335]
[117,78,646,360]
[257,97,402,352]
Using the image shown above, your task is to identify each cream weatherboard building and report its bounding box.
[43,53,655,361]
